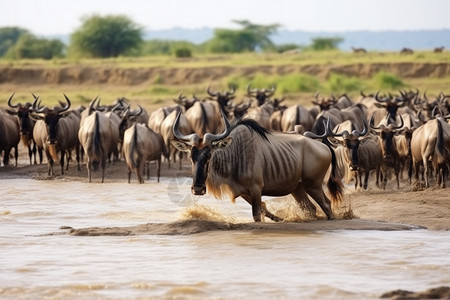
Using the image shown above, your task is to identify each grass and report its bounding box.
[2,50,450,69]
[1,50,449,111]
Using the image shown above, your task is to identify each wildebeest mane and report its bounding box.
[231,118,270,141]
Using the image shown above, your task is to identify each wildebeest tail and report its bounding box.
[295,105,301,128]
[199,102,207,134]
[327,144,344,203]
[435,119,448,164]
[90,112,102,171]
[93,112,102,156]
[129,124,141,169]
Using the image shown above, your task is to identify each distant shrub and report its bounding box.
[276,43,302,53]
[174,47,192,58]
[327,73,362,93]
[373,71,404,89]
[5,33,64,59]
[309,37,343,51]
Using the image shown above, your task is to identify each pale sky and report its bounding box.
[1,0,449,36]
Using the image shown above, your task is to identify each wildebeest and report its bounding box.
[78,100,119,182]
[6,93,38,164]
[370,114,404,189]
[171,111,344,222]
[243,102,275,129]
[280,104,315,132]
[411,117,450,188]
[0,108,20,166]
[116,104,148,158]
[31,95,80,175]
[160,110,193,169]
[351,47,367,54]
[184,99,222,136]
[122,123,165,183]
[148,105,179,134]
[329,121,382,190]
[434,46,445,53]
[400,47,414,54]
[206,84,236,118]
[247,84,276,106]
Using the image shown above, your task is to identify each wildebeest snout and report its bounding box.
[192,185,206,195]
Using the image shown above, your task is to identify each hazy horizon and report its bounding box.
[2,0,449,36]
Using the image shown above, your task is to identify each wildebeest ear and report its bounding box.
[29,113,44,121]
[4,108,17,115]
[171,139,191,152]
[212,137,233,150]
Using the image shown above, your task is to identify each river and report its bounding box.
[1,178,449,299]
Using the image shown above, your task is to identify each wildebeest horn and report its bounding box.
[206,84,218,97]
[352,120,368,138]
[130,105,143,117]
[360,90,367,98]
[369,114,382,130]
[374,90,386,103]
[431,105,444,118]
[203,109,232,145]
[32,96,47,114]
[265,84,276,95]
[247,84,257,95]
[226,85,236,96]
[303,118,331,139]
[88,97,99,115]
[388,114,404,130]
[7,93,17,108]
[314,91,320,100]
[327,118,350,138]
[173,111,200,145]
[59,94,71,113]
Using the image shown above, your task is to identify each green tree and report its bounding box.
[233,20,279,51]
[310,37,343,51]
[206,20,280,53]
[5,33,64,59]
[69,14,143,58]
[0,27,29,57]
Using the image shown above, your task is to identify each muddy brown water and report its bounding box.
[1,167,449,299]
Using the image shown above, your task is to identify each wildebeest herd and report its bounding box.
[1,85,449,221]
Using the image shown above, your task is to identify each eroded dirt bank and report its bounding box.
[1,62,450,86]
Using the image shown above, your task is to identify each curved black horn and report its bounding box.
[206,84,218,97]
[369,114,382,130]
[360,90,367,98]
[314,91,320,100]
[389,114,404,130]
[246,84,257,95]
[328,118,350,138]
[130,105,143,117]
[32,96,47,114]
[431,105,444,119]
[203,110,232,145]
[88,97,99,115]
[172,111,199,144]
[352,120,368,137]
[265,84,276,95]
[7,93,17,108]
[60,94,72,113]
[226,85,236,96]
[304,118,331,139]
[374,90,386,103]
